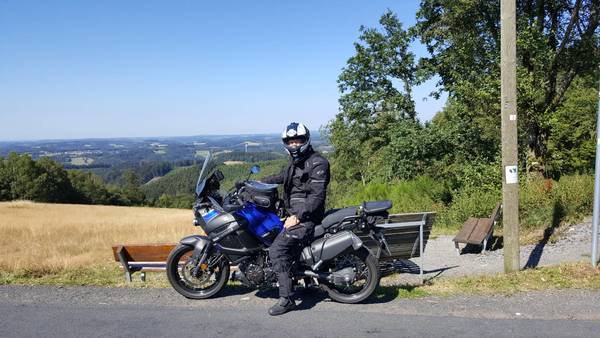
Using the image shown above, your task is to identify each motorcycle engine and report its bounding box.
[245,263,265,285]
[238,253,276,288]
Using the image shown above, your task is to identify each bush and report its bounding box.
[328,176,446,214]
[436,186,501,229]
[154,194,195,209]
[519,177,557,229]
[553,175,594,223]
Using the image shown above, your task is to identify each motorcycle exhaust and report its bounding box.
[300,230,363,271]
[302,268,357,286]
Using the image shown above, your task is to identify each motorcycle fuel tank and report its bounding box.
[235,203,283,245]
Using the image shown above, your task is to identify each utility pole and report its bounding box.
[501,0,520,273]
[592,77,600,268]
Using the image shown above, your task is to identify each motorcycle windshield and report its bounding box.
[195,152,213,196]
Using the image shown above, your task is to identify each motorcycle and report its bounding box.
[166,152,393,303]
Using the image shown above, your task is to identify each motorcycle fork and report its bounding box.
[191,242,213,277]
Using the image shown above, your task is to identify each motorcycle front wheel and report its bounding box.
[166,244,230,299]
[320,247,380,304]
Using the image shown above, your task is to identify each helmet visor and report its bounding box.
[284,136,307,145]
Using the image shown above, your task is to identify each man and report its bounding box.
[261,122,330,316]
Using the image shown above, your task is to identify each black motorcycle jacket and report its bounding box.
[261,147,330,224]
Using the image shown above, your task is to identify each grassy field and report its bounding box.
[0,201,198,273]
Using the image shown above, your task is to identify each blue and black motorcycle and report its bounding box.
[166,152,390,303]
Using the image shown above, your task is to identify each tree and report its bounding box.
[414,0,600,173]
[30,157,77,202]
[4,152,41,200]
[545,75,598,175]
[120,169,145,205]
[0,156,9,200]
[327,10,419,183]
[68,171,115,204]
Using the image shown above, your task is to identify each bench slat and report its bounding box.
[467,218,493,244]
[453,217,478,243]
[111,243,176,262]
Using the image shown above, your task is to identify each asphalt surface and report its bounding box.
[2,285,600,337]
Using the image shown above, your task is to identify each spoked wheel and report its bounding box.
[166,245,230,299]
[320,248,380,303]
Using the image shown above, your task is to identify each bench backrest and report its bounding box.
[112,243,176,263]
[490,203,502,223]
[356,212,436,260]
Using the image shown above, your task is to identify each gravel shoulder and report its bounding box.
[393,221,593,284]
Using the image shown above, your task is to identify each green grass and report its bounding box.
[380,261,600,298]
[70,157,94,165]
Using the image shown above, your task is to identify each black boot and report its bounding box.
[268,297,296,316]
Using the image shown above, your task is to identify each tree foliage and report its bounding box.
[414,0,600,173]
[327,11,419,183]
[328,2,599,187]
[0,152,145,206]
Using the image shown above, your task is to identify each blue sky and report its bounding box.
[0,0,446,141]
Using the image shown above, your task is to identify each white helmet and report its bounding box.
[281,122,311,162]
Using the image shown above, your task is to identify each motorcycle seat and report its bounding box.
[321,207,358,229]
[313,207,358,238]
[363,200,392,214]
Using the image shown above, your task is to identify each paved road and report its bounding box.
[1,285,600,337]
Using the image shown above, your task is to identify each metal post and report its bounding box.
[420,214,425,284]
[592,78,600,268]
[117,246,132,282]
[501,0,520,273]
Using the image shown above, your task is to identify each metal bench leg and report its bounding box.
[454,241,461,256]
[140,272,146,282]
[482,230,493,253]
[420,220,424,285]
[117,246,132,283]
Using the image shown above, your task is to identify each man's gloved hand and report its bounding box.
[284,215,300,228]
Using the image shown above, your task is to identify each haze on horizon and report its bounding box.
[0,0,447,142]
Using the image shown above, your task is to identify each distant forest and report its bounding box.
[0,151,288,209]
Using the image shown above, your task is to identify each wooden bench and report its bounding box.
[112,243,176,282]
[355,212,436,282]
[453,203,502,255]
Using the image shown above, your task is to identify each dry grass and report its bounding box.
[0,201,198,273]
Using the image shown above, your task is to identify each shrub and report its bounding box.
[436,186,501,229]
[553,174,594,223]
[328,176,446,214]
[519,177,557,229]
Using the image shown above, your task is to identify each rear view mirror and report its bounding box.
[250,165,261,174]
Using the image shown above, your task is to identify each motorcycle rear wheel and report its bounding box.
[166,244,230,299]
[320,247,380,304]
